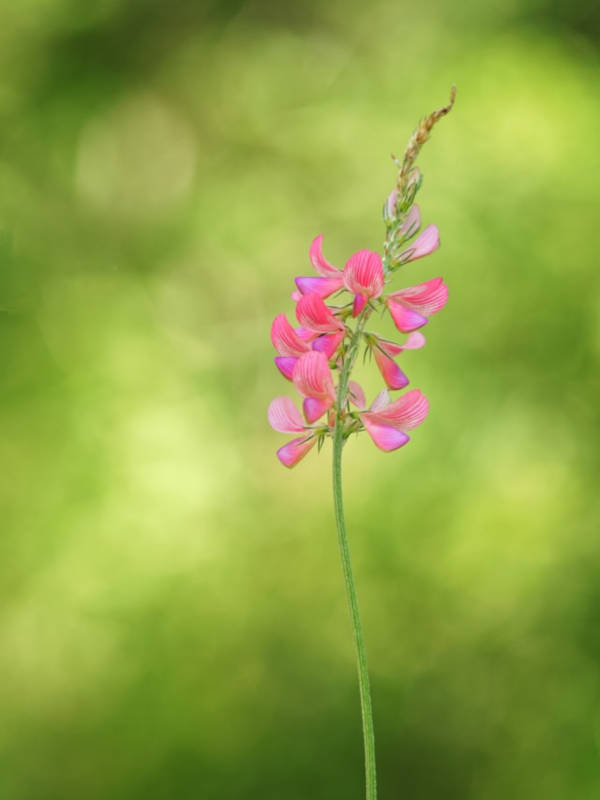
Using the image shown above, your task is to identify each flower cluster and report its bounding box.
[268,195,448,467]
[268,91,455,467]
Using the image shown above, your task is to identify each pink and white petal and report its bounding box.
[369,389,391,413]
[399,224,440,262]
[373,348,410,390]
[370,389,429,430]
[391,277,448,316]
[348,381,366,410]
[271,314,311,356]
[268,397,306,433]
[385,188,398,219]
[343,250,385,298]
[277,436,316,468]
[303,396,333,424]
[312,331,345,359]
[309,234,341,278]
[295,326,317,342]
[387,299,429,332]
[296,293,345,333]
[360,414,411,451]
[291,289,303,302]
[274,356,298,381]
[292,351,336,400]
[353,293,367,317]
[402,331,427,350]
[295,275,344,299]
[398,204,421,237]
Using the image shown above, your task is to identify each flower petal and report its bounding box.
[271,314,311,356]
[353,293,367,317]
[312,331,345,359]
[370,389,390,413]
[373,347,409,390]
[277,436,316,468]
[343,250,384,298]
[387,299,429,332]
[295,275,344,299]
[389,277,448,317]
[292,351,336,400]
[360,415,411,451]
[296,293,345,334]
[368,389,429,430]
[398,204,421,237]
[303,396,333,424]
[348,381,366,410]
[374,330,426,358]
[274,356,298,380]
[309,235,341,278]
[268,397,306,433]
[398,224,440,262]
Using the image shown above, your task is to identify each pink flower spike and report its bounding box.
[309,235,342,278]
[296,293,345,334]
[373,346,409,390]
[312,331,345,359]
[343,250,385,301]
[398,223,440,263]
[303,396,333,424]
[268,397,306,433]
[274,356,298,381]
[348,381,366,410]
[295,275,344,299]
[271,314,311,356]
[292,351,336,401]
[386,299,429,332]
[360,415,411,451]
[277,436,316,468]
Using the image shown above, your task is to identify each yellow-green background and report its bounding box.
[1,0,599,797]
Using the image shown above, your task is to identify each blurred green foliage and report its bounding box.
[1,0,599,798]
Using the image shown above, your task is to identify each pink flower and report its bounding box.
[267,396,316,467]
[294,235,344,300]
[396,224,440,264]
[386,277,448,332]
[343,250,385,316]
[359,389,429,451]
[271,313,312,380]
[296,293,346,334]
[292,350,337,423]
[370,331,425,390]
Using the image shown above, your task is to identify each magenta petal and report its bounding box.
[292,351,336,401]
[348,381,366,410]
[369,389,429,430]
[360,415,410,451]
[303,396,333,424]
[312,331,345,359]
[296,293,345,334]
[373,348,409,390]
[353,293,367,317]
[271,314,311,356]
[387,300,429,333]
[277,436,316,468]
[309,235,341,278]
[295,275,344,299]
[274,356,298,380]
[268,396,306,433]
[399,223,440,262]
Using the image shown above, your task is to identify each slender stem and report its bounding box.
[332,313,377,800]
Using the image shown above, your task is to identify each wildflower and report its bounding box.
[267,396,316,467]
[386,277,448,332]
[359,388,430,451]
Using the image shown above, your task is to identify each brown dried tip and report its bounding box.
[395,86,456,195]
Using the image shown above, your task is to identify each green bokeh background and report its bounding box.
[1,1,599,798]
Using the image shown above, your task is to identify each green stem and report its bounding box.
[332,313,377,800]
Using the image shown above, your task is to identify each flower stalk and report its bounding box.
[267,90,455,798]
